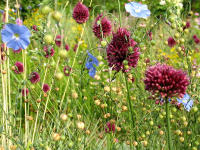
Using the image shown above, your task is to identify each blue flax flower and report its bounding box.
[85,51,99,78]
[1,24,31,50]
[177,93,193,112]
[125,2,151,19]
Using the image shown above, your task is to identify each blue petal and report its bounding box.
[89,67,96,78]
[1,29,14,43]
[85,61,93,69]
[6,39,21,50]
[184,100,193,112]
[18,37,30,49]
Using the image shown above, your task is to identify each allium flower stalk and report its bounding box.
[144,64,189,150]
[106,28,140,72]
[144,64,190,98]
[93,14,112,39]
[73,2,89,24]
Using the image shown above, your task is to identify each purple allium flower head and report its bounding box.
[73,2,89,24]
[43,46,55,58]
[43,84,50,93]
[105,122,115,133]
[193,35,200,44]
[183,21,190,30]
[55,35,61,47]
[65,44,70,51]
[167,37,176,47]
[22,88,29,97]
[144,64,190,98]
[63,66,72,76]
[32,25,38,31]
[93,14,112,39]
[14,62,24,74]
[106,28,140,72]
[30,72,40,84]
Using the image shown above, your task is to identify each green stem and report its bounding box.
[117,0,122,27]
[165,98,173,150]
[124,74,136,139]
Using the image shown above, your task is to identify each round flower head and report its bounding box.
[167,37,176,47]
[14,62,24,74]
[106,28,140,72]
[30,72,40,84]
[1,24,31,50]
[144,64,190,98]
[65,44,70,51]
[43,83,50,93]
[55,35,61,47]
[93,14,112,39]
[32,25,38,31]
[22,88,29,97]
[73,2,89,24]
[105,122,115,133]
[43,46,55,58]
[63,66,72,76]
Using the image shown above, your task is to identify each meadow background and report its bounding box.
[0,0,200,150]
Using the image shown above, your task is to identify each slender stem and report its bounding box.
[117,0,122,27]
[124,74,136,139]
[165,98,173,150]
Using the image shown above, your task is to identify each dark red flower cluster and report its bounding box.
[168,37,176,47]
[63,66,72,76]
[22,88,29,97]
[43,46,55,58]
[43,84,50,93]
[73,2,89,24]
[105,122,115,133]
[183,21,190,30]
[14,62,24,74]
[106,28,140,72]
[30,72,40,84]
[193,35,200,44]
[55,35,61,47]
[144,64,190,98]
[93,14,112,39]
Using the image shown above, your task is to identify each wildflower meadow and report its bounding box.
[0,0,200,149]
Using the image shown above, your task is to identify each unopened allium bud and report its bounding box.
[52,133,61,141]
[77,121,85,130]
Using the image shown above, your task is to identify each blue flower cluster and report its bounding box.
[85,51,99,78]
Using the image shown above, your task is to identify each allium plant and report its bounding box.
[144,64,190,150]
